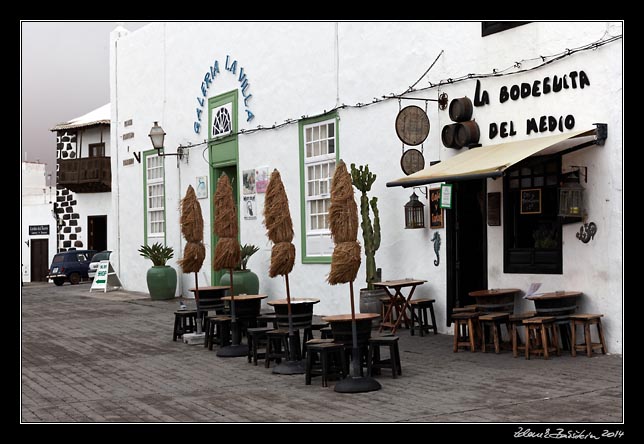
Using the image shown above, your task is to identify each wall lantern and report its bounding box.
[405,191,426,229]
[148,121,186,161]
[558,167,586,218]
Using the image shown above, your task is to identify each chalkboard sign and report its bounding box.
[487,192,501,226]
[520,188,541,214]
[429,188,444,228]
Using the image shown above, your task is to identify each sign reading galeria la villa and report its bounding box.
[472,70,591,140]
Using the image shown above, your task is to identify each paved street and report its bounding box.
[21,282,623,425]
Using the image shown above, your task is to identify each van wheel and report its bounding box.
[53,278,65,286]
[69,273,81,285]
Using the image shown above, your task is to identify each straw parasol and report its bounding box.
[263,169,301,374]
[213,174,246,357]
[178,185,206,333]
[327,160,381,393]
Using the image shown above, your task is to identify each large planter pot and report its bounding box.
[146,266,177,300]
[219,269,260,296]
[359,287,386,328]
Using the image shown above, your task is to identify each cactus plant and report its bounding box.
[350,163,381,291]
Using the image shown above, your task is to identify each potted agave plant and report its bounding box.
[219,243,260,295]
[138,242,177,300]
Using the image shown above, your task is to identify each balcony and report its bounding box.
[57,157,111,193]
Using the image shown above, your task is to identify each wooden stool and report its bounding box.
[204,315,231,350]
[256,313,278,329]
[305,342,347,387]
[452,311,480,352]
[173,310,197,341]
[409,298,438,336]
[367,336,402,378]
[479,312,510,353]
[509,311,536,357]
[265,329,294,368]
[320,326,333,339]
[246,327,273,365]
[570,314,607,357]
[302,322,329,358]
[452,305,477,313]
[523,316,560,360]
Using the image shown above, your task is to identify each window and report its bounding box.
[504,157,562,274]
[299,115,338,262]
[88,143,105,157]
[144,152,165,243]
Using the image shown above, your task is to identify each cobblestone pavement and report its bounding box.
[21,282,623,425]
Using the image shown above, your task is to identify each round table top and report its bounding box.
[468,288,521,297]
[526,291,582,300]
[322,313,380,322]
[221,294,268,301]
[189,286,229,292]
[267,298,320,306]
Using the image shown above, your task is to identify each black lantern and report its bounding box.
[405,191,425,229]
[558,170,585,218]
[148,121,186,160]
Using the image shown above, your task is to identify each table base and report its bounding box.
[216,343,249,358]
[334,376,381,393]
[272,360,305,375]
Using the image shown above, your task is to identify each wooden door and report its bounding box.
[30,239,49,282]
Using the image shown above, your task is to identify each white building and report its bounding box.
[50,103,112,254]
[109,22,623,352]
[21,161,57,282]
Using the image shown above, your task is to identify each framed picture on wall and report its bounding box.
[429,188,444,229]
[520,188,542,214]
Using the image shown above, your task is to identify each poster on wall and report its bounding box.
[242,169,256,195]
[255,167,270,193]
[243,195,257,220]
[196,176,208,199]
[429,188,444,229]
[440,184,453,209]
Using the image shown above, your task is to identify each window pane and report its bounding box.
[313,126,319,141]
[318,215,325,229]
[311,215,317,230]
[509,170,519,177]
[328,122,334,136]
[320,180,328,195]
[521,178,531,188]
[320,140,328,155]
[308,182,314,197]
[320,125,327,139]
[533,176,544,187]
[306,143,312,158]
[306,127,312,143]
[510,179,519,189]
[313,141,320,157]
[328,139,335,153]
[521,167,531,176]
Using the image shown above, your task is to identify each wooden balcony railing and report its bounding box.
[57,157,111,193]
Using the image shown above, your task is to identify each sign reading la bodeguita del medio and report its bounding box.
[193,55,255,134]
[472,70,590,140]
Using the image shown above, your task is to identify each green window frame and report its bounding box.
[143,149,167,245]
[299,113,340,264]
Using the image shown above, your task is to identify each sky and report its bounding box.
[21,21,149,180]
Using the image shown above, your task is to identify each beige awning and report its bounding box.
[387,128,601,188]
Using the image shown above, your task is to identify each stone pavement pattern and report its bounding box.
[21,283,623,423]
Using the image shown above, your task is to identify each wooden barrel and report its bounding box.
[455,121,480,147]
[273,302,314,330]
[449,97,474,122]
[232,298,262,321]
[441,123,460,148]
[329,318,373,346]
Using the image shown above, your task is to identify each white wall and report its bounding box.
[110,22,622,349]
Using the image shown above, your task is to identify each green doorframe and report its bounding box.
[208,90,239,286]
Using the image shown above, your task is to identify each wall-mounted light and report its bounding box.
[559,167,585,218]
[148,122,187,162]
[405,191,426,229]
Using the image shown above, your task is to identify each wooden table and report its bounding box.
[468,288,521,313]
[221,294,268,324]
[322,313,380,346]
[374,279,427,334]
[189,285,230,315]
[526,291,582,350]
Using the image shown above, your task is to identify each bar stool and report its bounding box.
[409,298,438,336]
[173,310,197,341]
[452,311,480,352]
[523,316,560,360]
[204,315,231,350]
[265,329,292,368]
[367,336,402,378]
[509,311,536,358]
[302,322,329,358]
[479,312,510,353]
[570,314,607,357]
[305,342,347,387]
[246,327,273,365]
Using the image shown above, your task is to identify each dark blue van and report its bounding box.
[47,249,97,286]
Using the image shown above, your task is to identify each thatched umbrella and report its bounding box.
[327,161,381,393]
[178,185,206,333]
[263,169,301,374]
[212,174,246,358]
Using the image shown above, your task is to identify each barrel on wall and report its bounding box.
[441,97,480,149]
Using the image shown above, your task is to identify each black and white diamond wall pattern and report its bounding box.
[55,131,81,252]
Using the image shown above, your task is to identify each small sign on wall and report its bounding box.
[29,225,50,235]
[440,184,453,209]
[255,166,269,193]
[242,169,256,195]
[196,176,208,199]
[429,189,444,229]
[243,195,257,220]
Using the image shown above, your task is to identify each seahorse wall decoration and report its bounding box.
[576,222,597,244]
[431,232,441,266]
